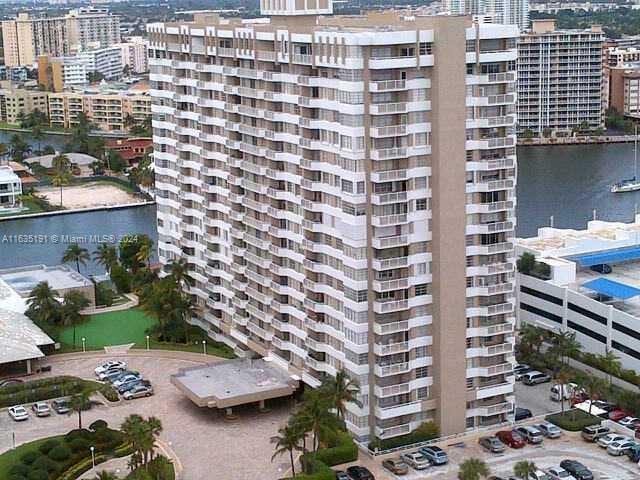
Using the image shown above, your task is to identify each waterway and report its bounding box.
[0,143,639,272]
[0,130,68,153]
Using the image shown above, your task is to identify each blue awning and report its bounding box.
[582,278,640,300]
[569,245,640,267]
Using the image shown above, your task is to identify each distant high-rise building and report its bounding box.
[1,8,120,67]
[446,0,529,30]
[149,2,518,442]
[115,37,149,74]
[518,19,604,135]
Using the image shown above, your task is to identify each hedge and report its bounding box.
[368,421,439,452]
[546,409,602,431]
[298,430,358,480]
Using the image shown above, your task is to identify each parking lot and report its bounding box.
[515,378,562,417]
[357,429,640,479]
[0,352,293,480]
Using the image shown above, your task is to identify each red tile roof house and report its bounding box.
[104,137,152,165]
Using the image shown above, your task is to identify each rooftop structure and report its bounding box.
[446,0,530,30]
[516,217,640,371]
[0,165,23,213]
[171,358,299,409]
[0,308,54,370]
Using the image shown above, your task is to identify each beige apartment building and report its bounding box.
[49,90,150,131]
[0,86,49,124]
[2,8,120,67]
[149,3,518,442]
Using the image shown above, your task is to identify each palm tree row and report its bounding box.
[457,458,538,480]
[271,371,361,477]
[121,414,163,472]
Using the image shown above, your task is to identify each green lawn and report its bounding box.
[0,436,64,474]
[59,308,156,349]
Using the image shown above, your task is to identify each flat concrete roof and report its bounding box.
[0,264,93,296]
[171,358,298,409]
[0,308,54,365]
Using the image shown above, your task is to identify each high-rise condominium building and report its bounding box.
[148,2,518,441]
[2,8,120,67]
[518,19,604,136]
[446,0,530,30]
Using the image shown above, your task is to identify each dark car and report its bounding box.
[625,443,640,462]
[117,379,150,394]
[51,398,71,414]
[590,264,612,274]
[419,446,448,465]
[334,471,350,480]
[345,466,375,480]
[515,407,533,421]
[559,460,593,480]
[496,430,526,448]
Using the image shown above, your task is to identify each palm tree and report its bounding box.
[93,243,118,273]
[61,291,90,348]
[555,369,572,416]
[519,323,546,356]
[600,349,622,386]
[121,414,162,469]
[0,142,8,163]
[51,153,72,207]
[62,243,90,273]
[9,133,30,162]
[513,460,537,479]
[295,390,336,454]
[69,390,92,429]
[26,281,60,325]
[165,257,193,288]
[582,376,607,415]
[551,331,581,367]
[321,370,361,420]
[135,236,154,269]
[458,458,490,480]
[31,124,44,154]
[94,472,117,480]
[271,424,302,477]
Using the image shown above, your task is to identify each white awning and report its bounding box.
[0,308,54,365]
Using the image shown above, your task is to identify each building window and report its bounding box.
[567,320,606,343]
[415,366,429,378]
[568,303,607,325]
[520,285,563,306]
[415,284,429,296]
[520,302,562,324]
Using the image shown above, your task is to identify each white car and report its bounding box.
[94,360,127,376]
[618,416,640,428]
[529,470,551,480]
[607,439,636,456]
[31,402,51,417]
[597,433,631,448]
[8,405,29,421]
[546,467,577,480]
[400,451,431,470]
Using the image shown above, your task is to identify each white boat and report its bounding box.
[612,126,640,193]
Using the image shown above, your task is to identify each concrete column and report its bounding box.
[26,359,32,375]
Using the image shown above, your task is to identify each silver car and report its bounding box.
[122,384,154,400]
[400,451,431,470]
[31,402,51,417]
[538,423,562,439]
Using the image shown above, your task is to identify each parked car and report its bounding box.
[618,416,640,429]
[522,371,552,385]
[624,444,640,462]
[514,364,532,381]
[98,366,128,381]
[31,402,51,417]
[479,436,507,453]
[334,471,350,480]
[515,426,544,444]
[117,379,146,394]
[51,398,70,414]
[546,466,577,480]
[345,466,375,480]
[550,383,578,402]
[95,360,127,376]
[496,430,526,448]
[113,373,142,388]
[581,425,610,442]
[538,423,562,439]
[529,470,551,480]
[382,458,408,475]
[597,433,630,448]
[609,409,632,422]
[592,400,616,413]
[559,460,593,480]
[419,446,448,465]
[123,384,154,400]
[8,405,29,421]
[515,407,533,421]
[607,439,636,456]
[400,451,431,470]
[103,369,136,383]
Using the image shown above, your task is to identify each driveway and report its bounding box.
[515,379,562,416]
[0,351,292,480]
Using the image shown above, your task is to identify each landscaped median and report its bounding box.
[0,421,132,480]
[0,376,118,408]
[545,408,602,431]
[296,430,358,480]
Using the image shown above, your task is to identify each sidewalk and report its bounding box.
[78,456,131,479]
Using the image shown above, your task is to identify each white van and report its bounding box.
[550,382,578,401]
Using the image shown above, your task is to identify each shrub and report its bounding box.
[89,419,108,431]
[95,282,115,307]
[368,421,439,451]
[313,431,357,467]
[20,451,40,465]
[8,474,28,480]
[26,470,48,480]
[297,458,335,480]
[98,385,119,402]
[67,437,90,453]
[9,464,30,476]
[546,409,601,431]
[65,429,92,442]
[110,264,132,293]
[32,455,59,473]
[48,444,72,462]
[38,439,60,455]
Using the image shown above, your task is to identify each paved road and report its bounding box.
[0,352,292,480]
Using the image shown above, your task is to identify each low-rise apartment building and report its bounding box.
[0,87,49,124]
[49,89,150,131]
[606,64,640,119]
[0,166,22,212]
[516,218,640,373]
[518,19,604,135]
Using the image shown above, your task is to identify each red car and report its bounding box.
[609,409,631,422]
[495,430,526,448]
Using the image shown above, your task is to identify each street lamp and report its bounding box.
[90,446,95,469]
[146,335,150,350]
[202,340,206,355]
[81,337,86,353]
